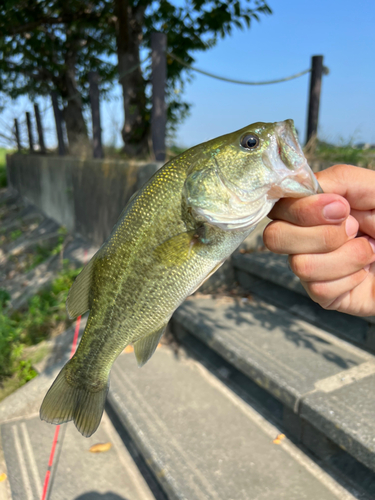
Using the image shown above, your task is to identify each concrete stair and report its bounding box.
[233,252,375,351]
[1,190,374,499]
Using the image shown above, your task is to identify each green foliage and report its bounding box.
[0,264,82,389]
[0,148,8,188]
[25,227,67,272]
[10,229,22,241]
[315,141,374,166]
[0,0,272,147]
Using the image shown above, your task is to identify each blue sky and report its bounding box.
[2,0,374,150]
[172,0,375,147]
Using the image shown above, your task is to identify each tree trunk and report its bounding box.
[115,0,150,158]
[61,46,91,156]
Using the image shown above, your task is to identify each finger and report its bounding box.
[301,267,370,309]
[263,215,359,254]
[268,193,350,227]
[289,237,375,282]
[351,209,375,239]
[316,165,375,211]
[322,264,375,315]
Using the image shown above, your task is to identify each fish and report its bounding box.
[40,119,320,437]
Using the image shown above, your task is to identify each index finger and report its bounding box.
[268,193,350,227]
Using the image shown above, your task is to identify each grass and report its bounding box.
[314,142,374,166]
[0,262,82,401]
[0,148,12,188]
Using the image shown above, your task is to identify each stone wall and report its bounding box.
[6,154,162,245]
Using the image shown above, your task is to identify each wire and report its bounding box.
[168,52,311,85]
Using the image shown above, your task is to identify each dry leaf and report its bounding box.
[0,473,7,482]
[89,442,112,453]
[273,433,286,445]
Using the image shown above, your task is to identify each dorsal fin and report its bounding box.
[66,258,95,319]
[133,324,167,367]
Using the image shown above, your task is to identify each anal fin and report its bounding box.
[134,325,167,367]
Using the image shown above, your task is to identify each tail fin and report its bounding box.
[40,363,108,437]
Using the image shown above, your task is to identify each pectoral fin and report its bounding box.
[153,226,207,268]
[134,325,167,367]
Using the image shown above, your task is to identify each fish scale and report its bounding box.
[40,119,320,437]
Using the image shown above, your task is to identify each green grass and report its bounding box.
[0,263,82,399]
[0,148,12,188]
[311,141,375,168]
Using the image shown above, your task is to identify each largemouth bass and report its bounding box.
[40,119,320,437]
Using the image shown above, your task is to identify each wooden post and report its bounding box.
[151,32,167,162]
[51,91,66,155]
[305,55,324,146]
[34,103,46,153]
[14,118,21,151]
[89,71,104,159]
[26,112,34,152]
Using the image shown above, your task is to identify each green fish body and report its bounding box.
[40,120,320,437]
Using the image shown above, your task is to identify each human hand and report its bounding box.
[263,164,375,316]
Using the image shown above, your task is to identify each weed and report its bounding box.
[0,263,82,392]
[0,148,11,188]
[10,229,22,241]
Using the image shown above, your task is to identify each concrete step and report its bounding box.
[0,412,156,500]
[108,344,361,500]
[0,323,158,500]
[233,252,375,351]
[172,295,375,476]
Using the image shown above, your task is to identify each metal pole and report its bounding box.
[305,55,324,146]
[151,32,167,162]
[14,118,21,151]
[34,103,46,153]
[26,112,34,152]
[89,71,104,159]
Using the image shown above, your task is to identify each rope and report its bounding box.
[40,251,87,500]
[168,52,311,85]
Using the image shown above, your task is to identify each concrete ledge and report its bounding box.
[233,252,375,348]
[172,296,375,472]
[6,154,162,245]
[108,346,350,500]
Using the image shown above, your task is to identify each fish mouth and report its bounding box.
[263,120,321,199]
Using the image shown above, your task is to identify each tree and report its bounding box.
[0,0,117,154]
[0,0,271,157]
[114,0,272,156]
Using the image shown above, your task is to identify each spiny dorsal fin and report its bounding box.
[134,325,167,367]
[66,258,95,319]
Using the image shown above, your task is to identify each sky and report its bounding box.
[1,0,374,150]
[172,0,375,148]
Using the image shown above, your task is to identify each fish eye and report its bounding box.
[240,134,260,150]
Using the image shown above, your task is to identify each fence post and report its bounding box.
[89,71,104,159]
[26,112,34,152]
[51,91,66,156]
[151,32,167,162]
[14,118,22,152]
[34,103,46,153]
[305,55,324,146]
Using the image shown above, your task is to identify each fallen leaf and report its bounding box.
[273,433,286,445]
[0,473,7,482]
[89,442,112,453]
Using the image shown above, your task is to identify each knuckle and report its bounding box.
[289,255,314,281]
[263,223,283,253]
[354,240,372,266]
[320,225,343,252]
[308,281,329,302]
